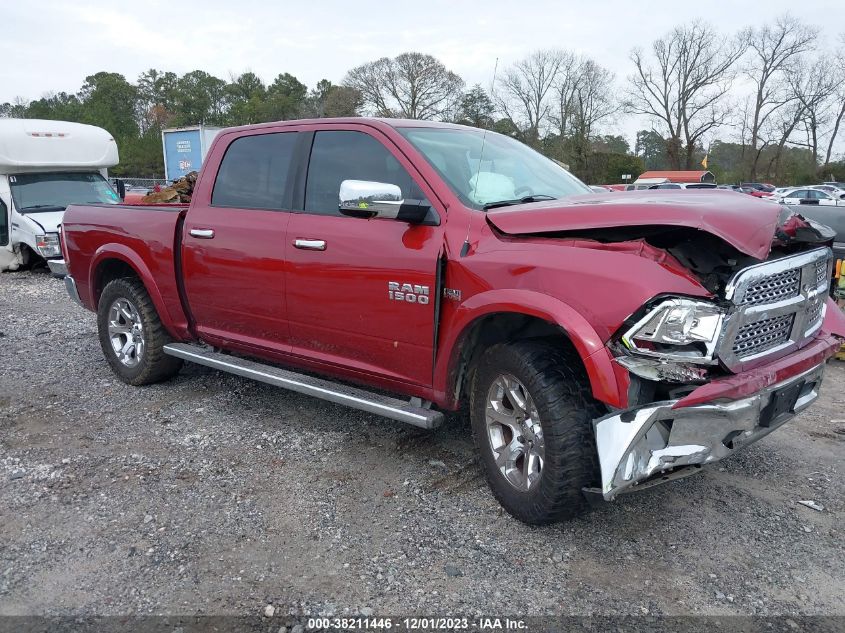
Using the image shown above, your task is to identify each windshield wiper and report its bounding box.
[482,194,557,210]
[18,204,66,213]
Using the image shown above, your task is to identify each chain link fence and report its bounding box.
[109,177,170,190]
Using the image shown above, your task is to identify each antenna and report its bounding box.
[461,57,499,258]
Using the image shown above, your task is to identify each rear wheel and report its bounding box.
[97,278,182,385]
[470,340,603,524]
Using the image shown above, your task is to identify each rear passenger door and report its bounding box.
[181,129,302,353]
[285,127,443,388]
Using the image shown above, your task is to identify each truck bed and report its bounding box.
[62,203,192,339]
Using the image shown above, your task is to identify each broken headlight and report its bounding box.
[35,233,61,258]
[621,298,725,365]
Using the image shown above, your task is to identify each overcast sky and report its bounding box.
[3,0,844,146]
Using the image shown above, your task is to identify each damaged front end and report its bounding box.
[595,214,845,500]
[595,363,825,499]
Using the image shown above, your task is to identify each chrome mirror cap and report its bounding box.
[339,179,403,219]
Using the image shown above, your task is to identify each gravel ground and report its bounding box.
[0,269,843,620]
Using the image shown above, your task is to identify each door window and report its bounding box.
[304,130,426,216]
[0,198,8,245]
[212,132,298,210]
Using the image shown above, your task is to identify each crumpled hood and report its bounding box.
[19,210,64,234]
[486,191,782,260]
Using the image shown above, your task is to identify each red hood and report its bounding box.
[486,191,781,260]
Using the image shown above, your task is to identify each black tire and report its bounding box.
[97,277,183,385]
[470,340,603,525]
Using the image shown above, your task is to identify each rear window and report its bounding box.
[212,132,297,210]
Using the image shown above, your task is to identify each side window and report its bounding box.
[0,198,7,246]
[304,130,426,216]
[212,132,298,210]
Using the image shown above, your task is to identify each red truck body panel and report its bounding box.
[63,203,192,339]
[486,190,781,260]
[61,117,845,414]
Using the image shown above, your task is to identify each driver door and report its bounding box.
[285,127,443,387]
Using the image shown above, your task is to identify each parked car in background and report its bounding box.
[783,203,845,263]
[740,182,776,193]
[60,117,845,524]
[0,118,120,274]
[779,188,845,206]
[589,185,614,193]
[625,177,670,190]
[810,184,845,196]
[823,181,845,190]
[648,182,718,190]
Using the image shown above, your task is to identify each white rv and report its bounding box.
[0,118,120,274]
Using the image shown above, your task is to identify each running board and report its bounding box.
[163,343,443,429]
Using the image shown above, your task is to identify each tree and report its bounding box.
[301,79,335,118]
[0,98,29,119]
[136,69,179,131]
[257,72,307,121]
[78,72,139,139]
[496,49,566,146]
[322,86,362,118]
[592,135,630,154]
[635,129,670,170]
[345,52,464,120]
[456,84,495,128]
[790,56,836,169]
[626,22,744,169]
[173,70,229,126]
[19,92,82,122]
[743,15,818,179]
[823,37,845,165]
[565,58,619,171]
[226,71,267,124]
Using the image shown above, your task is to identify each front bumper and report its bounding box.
[47,258,67,277]
[594,363,825,500]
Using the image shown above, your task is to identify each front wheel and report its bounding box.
[97,278,182,385]
[470,340,603,524]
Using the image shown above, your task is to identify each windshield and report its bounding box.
[9,172,120,213]
[397,127,591,209]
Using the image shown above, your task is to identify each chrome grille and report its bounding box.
[806,299,825,332]
[719,248,832,371]
[732,314,794,358]
[739,268,800,306]
[815,259,829,287]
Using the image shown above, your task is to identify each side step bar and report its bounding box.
[163,343,443,429]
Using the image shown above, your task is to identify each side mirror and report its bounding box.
[339,179,431,224]
[115,179,126,201]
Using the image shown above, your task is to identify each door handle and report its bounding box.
[189,228,215,239]
[293,238,326,251]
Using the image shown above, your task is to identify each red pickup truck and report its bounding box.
[60,118,845,524]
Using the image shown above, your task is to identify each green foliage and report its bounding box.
[634,130,669,171]
[818,162,845,182]
[456,85,495,129]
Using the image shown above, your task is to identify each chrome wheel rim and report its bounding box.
[107,298,144,368]
[485,374,544,491]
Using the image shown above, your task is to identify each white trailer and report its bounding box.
[161,125,222,181]
[0,118,119,273]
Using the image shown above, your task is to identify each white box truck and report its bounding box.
[161,125,222,181]
[0,118,120,274]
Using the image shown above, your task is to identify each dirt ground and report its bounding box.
[0,270,843,621]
